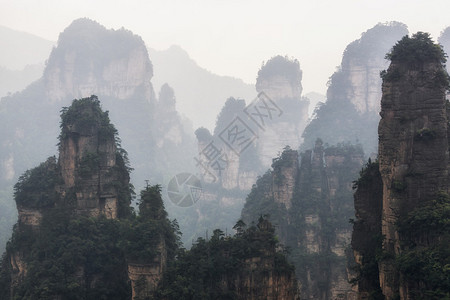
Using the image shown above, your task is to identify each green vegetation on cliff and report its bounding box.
[59,95,118,142]
[241,142,363,298]
[352,31,450,300]
[381,32,450,91]
[14,156,62,208]
[121,185,181,264]
[0,97,180,299]
[1,96,297,300]
[350,159,384,300]
[396,192,450,299]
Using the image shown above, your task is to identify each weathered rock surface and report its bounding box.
[302,22,408,155]
[128,241,167,300]
[352,33,450,300]
[378,57,449,300]
[242,140,364,300]
[44,18,153,103]
[255,56,309,167]
[58,96,124,218]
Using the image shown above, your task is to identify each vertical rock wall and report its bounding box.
[242,141,364,299]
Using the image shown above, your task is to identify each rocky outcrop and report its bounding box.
[44,18,153,103]
[231,257,299,300]
[58,96,126,218]
[242,140,364,299]
[16,208,42,227]
[302,22,408,155]
[0,96,134,299]
[0,96,176,299]
[272,149,298,210]
[255,56,309,167]
[153,83,197,178]
[128,241,167,300]
[352,32,450,300]
[378,34,450,300]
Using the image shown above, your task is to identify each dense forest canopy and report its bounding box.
[386,32,447,64]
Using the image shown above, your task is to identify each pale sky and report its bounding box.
[1,0,449,95]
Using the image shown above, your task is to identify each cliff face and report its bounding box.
[352,32,450,300]
[44,18,153,103]
[378,36,450,299]
[128,241,167,300]
[302,22,408,155]
[351,161,383,299]
[58,96,127,218]
[230,256,298,300]
[242,141,364,299]
[153,83,197,178]
[255,56,309,167]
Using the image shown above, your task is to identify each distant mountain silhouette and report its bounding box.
[0,25,54,70]
[0,26,53,98]
[148,45,256,130]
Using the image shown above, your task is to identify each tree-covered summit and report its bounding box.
[257,55,302,85]
[59,95,118,141]
[386,32,447,64]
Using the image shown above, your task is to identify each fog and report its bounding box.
[1,0,449,94]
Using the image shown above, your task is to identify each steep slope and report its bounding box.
[241,141,364,299]
[351,160,383,299]
[352,32,450,300]
[255,55,309,167]
[302,22,408,155]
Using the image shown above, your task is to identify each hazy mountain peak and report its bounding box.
[44,19,153,102]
